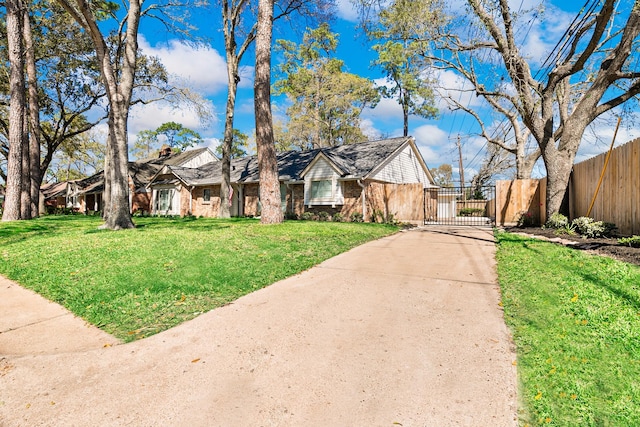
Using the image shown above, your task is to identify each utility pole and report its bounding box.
[457,135,465,199]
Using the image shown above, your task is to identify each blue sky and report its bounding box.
[125,0,640,182]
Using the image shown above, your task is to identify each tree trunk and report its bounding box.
[514,142,539,180]
[219,57,239,219]
[2,0,26,222]
[24,6,41,218]
[314,75,322,148]
[402,91,409,137]
[102,104,134,230]
[102,130,112,220]
[255,0,282,225]
[21,115,31,219]
[541,142,574,219]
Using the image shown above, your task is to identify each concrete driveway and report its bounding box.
[0,226,517,426]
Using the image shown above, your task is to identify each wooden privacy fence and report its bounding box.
[570,138,640,236]
[366,182,425,223]
[494,138,639,235]
[495,179,546,227]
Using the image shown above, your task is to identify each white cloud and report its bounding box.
[138,36,242,96]
[575,113,640,163]
[336,0,358,22]
[516,4,574,65]
[360,118,383,140]
[128,101,216,135]
[363,96,403,122]
[202,137,222,152]
[433,69,484,110]
[413,124,449,164]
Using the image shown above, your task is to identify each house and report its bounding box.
[41,147,217,214]
[147,136,437,223]
[41,181,74,212]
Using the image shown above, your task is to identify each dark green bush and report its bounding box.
[350,212,364,223]
[300,212,314,221]
[459,207,484,217]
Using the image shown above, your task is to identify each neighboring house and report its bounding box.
[148,136,437,223]
[41,181,74,211]
[41,147,217,214]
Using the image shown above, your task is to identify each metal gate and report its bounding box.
[424,185,496,226]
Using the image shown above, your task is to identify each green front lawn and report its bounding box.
[0,216,398,341]
[496,231,640,426]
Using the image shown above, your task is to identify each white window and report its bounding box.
[305,178,343,206]
[155,188,174,212]
[311,180,332,200]
[280,184,287,212]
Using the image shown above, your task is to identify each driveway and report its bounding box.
[0,226,517,426]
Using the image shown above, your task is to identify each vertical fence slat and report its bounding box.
[570,138,640,236]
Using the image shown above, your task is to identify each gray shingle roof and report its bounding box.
[137,147,213,166]
[51,147,218,196]
[320,136,409,178]
[41,181,70,199]
[162,137,411,186]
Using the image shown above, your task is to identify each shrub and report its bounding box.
[554,223,576,236]
[516,210,535,228]
[459,207,484,217]
[384,213,399,226]
[300,212,314,221]
[618,235,640,248]
[332,212,344,222]
[371,209,384,223]
[545,212,569,229]
[284,212,299,220]
[317,211,330,222]
[603,222,618,237]
[571,216,607,238]
[350,212,364,223]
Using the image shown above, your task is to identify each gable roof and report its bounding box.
[58,147,219,196]
[151,136,425,187]
[302,136,410,179]
[41,181,71,199]
[136,147,216,166]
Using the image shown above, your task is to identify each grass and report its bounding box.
[495,230,640,426]
[0,215,398,342]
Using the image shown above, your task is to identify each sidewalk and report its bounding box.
[0,226,517,426]
[0,279,120,356]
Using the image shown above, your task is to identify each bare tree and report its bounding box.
[469,142,514,197]
[362,0,640,216]
[436,0,640,217]
[443,97,539,179]
[254,0,282,224]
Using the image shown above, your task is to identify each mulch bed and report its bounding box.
[505,226,640,267]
